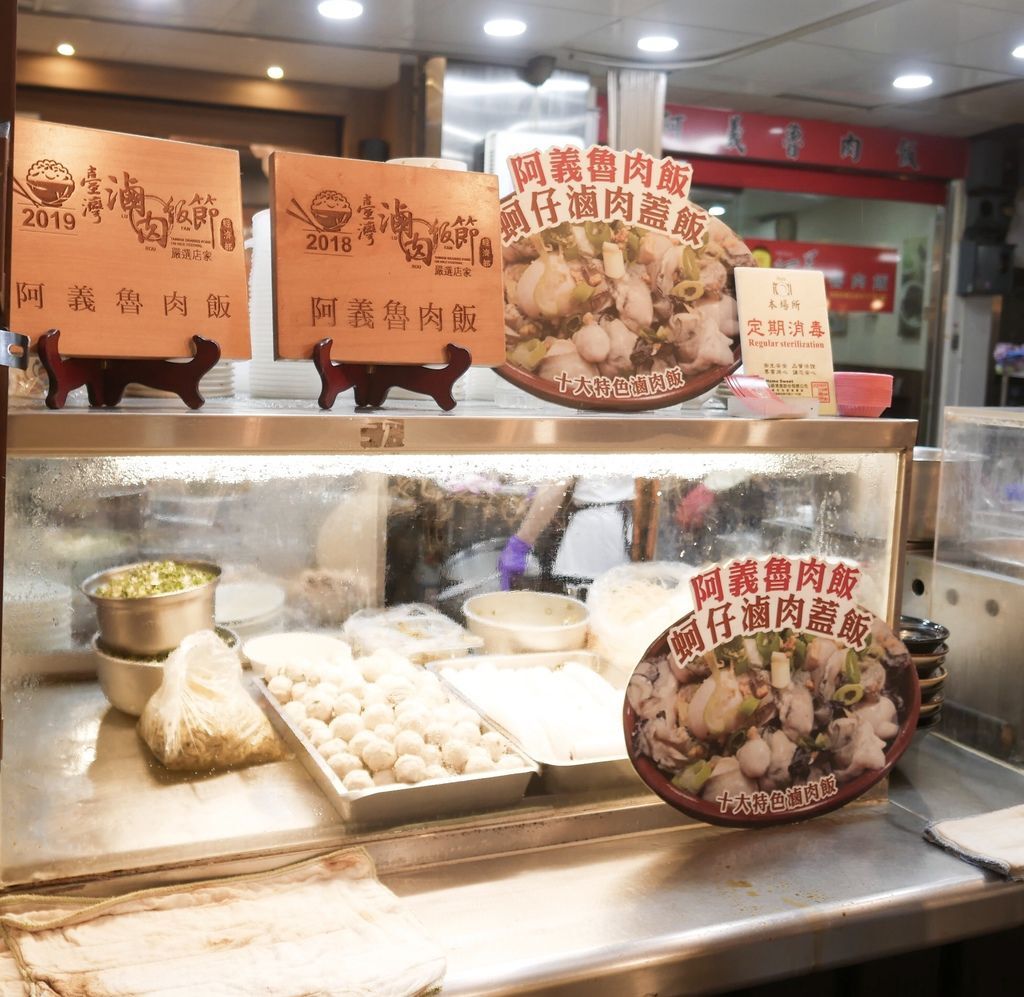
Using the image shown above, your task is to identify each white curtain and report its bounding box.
[606,69,667,155]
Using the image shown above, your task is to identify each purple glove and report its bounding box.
[499,536,533,590]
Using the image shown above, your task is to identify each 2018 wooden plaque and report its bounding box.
[270,152,504,365]
[11,119,250,359]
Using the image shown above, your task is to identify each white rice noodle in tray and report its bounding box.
[430,650,643,794]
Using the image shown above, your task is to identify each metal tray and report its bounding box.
[429,651,643,795]
[253,678,538,826]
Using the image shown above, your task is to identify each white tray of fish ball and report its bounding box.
[256,643,536,825]
[430,652,642,794]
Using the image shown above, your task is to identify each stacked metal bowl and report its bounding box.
[899,615,949,731]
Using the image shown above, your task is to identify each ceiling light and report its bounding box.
[708,205,726,217]
[317,1,363,20]
[892,73,933,89]
[266,65,285,80]
[56,43,75,57]
[483,18,526,38]
[637,36,678,53]
[1012,43,1024,59]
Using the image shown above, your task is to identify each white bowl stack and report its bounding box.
[247,208,322,400]
[3,577,73,654]
[215,580,287,642]
[125,362,236,400]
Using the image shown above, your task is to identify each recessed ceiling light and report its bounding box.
[317,0,363,20]
[893,73,933,89]
[483,18,526,38]
[1012,43,1024,59]
[708,205,726,217]
[266,65,285,79]
[56,43,75,57]
[637,36,678,53]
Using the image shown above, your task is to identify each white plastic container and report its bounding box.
[462,591,588,654]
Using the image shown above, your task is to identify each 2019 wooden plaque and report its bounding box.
[270,152,504,365]
[11,119,250,359]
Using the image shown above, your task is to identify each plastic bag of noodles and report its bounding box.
[139,629,282,771]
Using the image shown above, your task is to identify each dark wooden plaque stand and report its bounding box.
[37,329,221,410]
[312,339,472,411]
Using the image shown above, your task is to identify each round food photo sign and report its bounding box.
[623,555,920,827]
[498,145,755,411]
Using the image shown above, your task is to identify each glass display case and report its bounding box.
[1,401,915,889]
[933,407,1024,764]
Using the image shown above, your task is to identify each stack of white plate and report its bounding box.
[215,580,287,642]
[3,577,73,654]
[247,209,322,400]
[125,362,236,400]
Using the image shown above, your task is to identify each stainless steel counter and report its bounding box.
[386,735,1024,996]
[3,679,1022,994]
[7,397,918,456]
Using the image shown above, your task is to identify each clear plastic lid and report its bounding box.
[344,604,483,665]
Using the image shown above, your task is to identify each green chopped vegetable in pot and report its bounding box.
[843,648,861,684]
[833,683,865,706]
[670,279,704,302]
[583,220,613,251]
[755,632,782,661]
[718,635,750,673]
[793,637,807,669]
[509,338,548,372]
[682,246,700,281]
[94,560,216,599]
[570,281,595,305]
[739,695,762,717]
[672,759,714,794]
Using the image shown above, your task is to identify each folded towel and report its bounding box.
[923,804,1024,881]
[0,849,445,997]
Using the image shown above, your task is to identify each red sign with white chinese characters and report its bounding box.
[498,144,756,411]
[652,103,967,180]
[11,119,250,359]
[749,239,898,314]
[624,554,920,828]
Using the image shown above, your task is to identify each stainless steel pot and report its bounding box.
[82,560,220,657]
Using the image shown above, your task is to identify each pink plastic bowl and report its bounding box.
[834,372,893,417]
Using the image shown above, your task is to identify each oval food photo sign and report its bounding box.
[498,145,755,411]
[624,555,919,827]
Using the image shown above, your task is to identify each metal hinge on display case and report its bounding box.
[0,330,29,370]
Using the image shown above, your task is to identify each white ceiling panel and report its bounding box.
[804,0,1018,59]
[823,59,1013,103]
[666,41,892,96]
[567,21,766,61]
[220,0,447,48]
[16,14,403,87]
[18,1,244,30]
[638,0,882,37]
[402,0,619,56]
[926,28,1024,75]
[14,0,1024,136]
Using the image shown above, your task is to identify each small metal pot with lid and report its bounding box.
[82,559,221,657]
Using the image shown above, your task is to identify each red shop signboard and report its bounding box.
[747,239,899,313]
[660,104,967,180]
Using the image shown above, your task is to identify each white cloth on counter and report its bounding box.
[923,804,1024,881]
[0,850,445,996]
